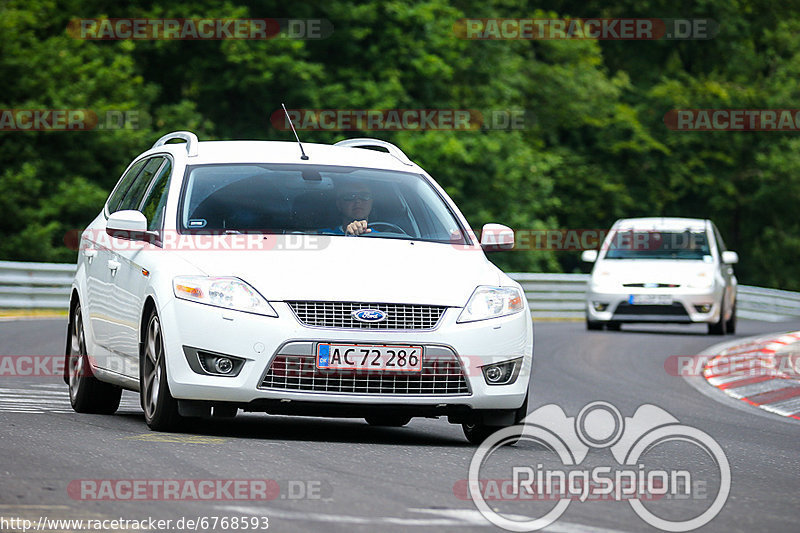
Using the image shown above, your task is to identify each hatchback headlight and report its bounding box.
[591,272,617,290]
[173,276,278,317]
[457,286,525,323]
[687,274,714,289]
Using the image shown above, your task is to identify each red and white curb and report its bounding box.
[703,331,800,419]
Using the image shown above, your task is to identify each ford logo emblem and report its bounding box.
[352,309,387,323]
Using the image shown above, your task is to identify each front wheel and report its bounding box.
[463,392,529,445]
[586,319,603,331]
[141,311,182,431]
[708,302,727,335]
[68,303,121,414]
[726,302,737,334]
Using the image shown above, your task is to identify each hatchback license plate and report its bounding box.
[628,294,673,305]
[317,344,423,372]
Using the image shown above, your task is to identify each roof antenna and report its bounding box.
[282,103,309,160]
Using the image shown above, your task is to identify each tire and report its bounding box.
[708,302,727,335]
[365,415,412,427]
[586,319,603,331]
[462,392,529,445]
[606,322,621,331]
[726,301,737,334]
[67,303,122,414]
[141,311,182,431]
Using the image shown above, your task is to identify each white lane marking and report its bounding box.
[221,505,465,526]
[220,505,628,532]
[0,387,140,414]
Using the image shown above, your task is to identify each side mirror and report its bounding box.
[581,250,598,263]
[106,210,148,240]
[721,251,739,264]
[480,223,514,251]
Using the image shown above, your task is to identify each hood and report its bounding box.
[176,235,501,306]
[593,259,715,286]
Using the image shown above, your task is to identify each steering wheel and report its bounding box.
[367,222,408,235]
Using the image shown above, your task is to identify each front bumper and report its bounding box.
[585,286,722,324]
[159,298,533,412]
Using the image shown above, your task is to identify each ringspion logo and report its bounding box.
[467,402,730,531]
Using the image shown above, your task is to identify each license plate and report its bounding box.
[316,343,423,372]
[628,294,673,305]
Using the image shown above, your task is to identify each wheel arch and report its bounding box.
[63,289,81,384]
[139,296,158,355]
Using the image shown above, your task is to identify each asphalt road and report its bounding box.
[1,318,799,532]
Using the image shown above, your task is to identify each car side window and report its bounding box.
[140,159,173,231]
[117,157,165,213]
[106,159,147,213]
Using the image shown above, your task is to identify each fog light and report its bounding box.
[186,348,245,377]
[694,304,712,313]
[593,302,609,312]
[481,358,522,386]
[485,366,504,382]
[214,357,234,374]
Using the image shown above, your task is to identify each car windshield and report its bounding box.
[179,164,467,243]
[604,229,712,260]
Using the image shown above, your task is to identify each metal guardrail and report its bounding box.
[509,273,800,322]
[0,261,798,322]
[0,260,76,309]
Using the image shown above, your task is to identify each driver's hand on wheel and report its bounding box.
[345,220,371,235]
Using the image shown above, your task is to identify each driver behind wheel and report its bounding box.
[333,182,375,235]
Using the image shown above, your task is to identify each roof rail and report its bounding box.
[152,131,199,157]
[333,138,414,166]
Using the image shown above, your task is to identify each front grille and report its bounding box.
[286,301,446,330]
[259,353,469,395]
[613,302,689,316]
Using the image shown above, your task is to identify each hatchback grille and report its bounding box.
[286,301,446,330]
[613,302,689,316]
[259,353,469,395]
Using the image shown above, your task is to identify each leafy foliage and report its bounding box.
[1,0,799,288]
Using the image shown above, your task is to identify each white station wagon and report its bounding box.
[64,131,533,443]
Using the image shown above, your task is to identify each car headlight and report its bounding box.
[687,273,714,289]
[457,286,525,323]
[173,276,278,317]
[591,272,617,290]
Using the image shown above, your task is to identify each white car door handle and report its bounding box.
[107,259,121,271]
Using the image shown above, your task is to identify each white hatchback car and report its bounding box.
[582,217,738,334]
[64,132,533,443]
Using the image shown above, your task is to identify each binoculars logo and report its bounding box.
[468,401,730,532]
